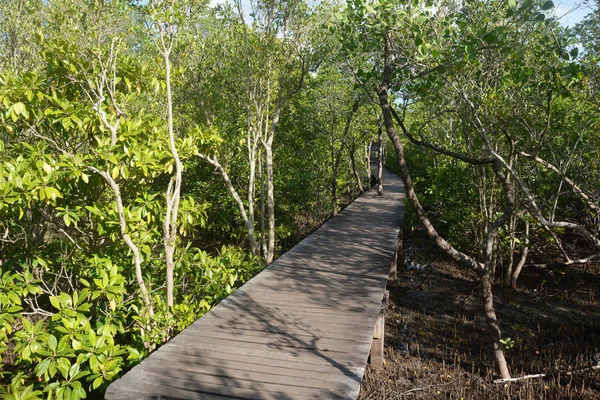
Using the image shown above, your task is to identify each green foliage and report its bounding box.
[0,2,265,397]
[0,247,259,397]
[3,0,599,395]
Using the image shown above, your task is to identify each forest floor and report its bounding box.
[359,227,600,400]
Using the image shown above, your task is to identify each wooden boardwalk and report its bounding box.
[105,170,405,400]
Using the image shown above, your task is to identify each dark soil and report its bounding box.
[359,228,600,399]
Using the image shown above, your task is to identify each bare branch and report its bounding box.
[494,364,600,384]
[453,84,600,251]
[199,153,259,254]
[390,105,494,165]
[519,151,598,214]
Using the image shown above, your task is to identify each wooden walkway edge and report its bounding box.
[105,169,405,400]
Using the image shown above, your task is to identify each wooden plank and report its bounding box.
[186,316,375,340]
[105,382,234,400]
[216,301,368,317]
[187,323,369,342]
[107,373,326,400]
[213,305,377,324]
[149,348,364,383]
[223,291,380,308]
[219,295,371,313]
[120,367,350,399]
[106,169,404,400]
[166,337,367,367]
[152,345,365,378]
[200,310,378,329]
[173,331,373,355]
[136,358,357,393]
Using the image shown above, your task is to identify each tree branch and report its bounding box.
[390,105,494,165]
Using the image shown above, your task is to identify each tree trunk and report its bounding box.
[350,141,364,193]
[505,215,516,286]
[366,142,371,183]
[161,39,183,310]
[376,91,482,271]
[247,142,258,255]
[331,118,338,217]
[265,144,275,264]
[480,269,511,379]
[377,30,511,380]
[259,152,267,257]
[199,154,260,255]
[99,171,154,319]
[377,126,383,196]
[511,221,529,289]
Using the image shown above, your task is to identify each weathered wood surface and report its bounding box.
[105,169,405,400]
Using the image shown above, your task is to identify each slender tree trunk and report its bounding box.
[350,142,364,193]
[511,221,529,289]
[265,144,275,263]
[480,160,514,379]
[375,60,482,274]
[505,215,516,285]
[366,142,372,183]
[263,98,284,264]
[376,35,512,379]
[99,171,154,318]
[161,40,182,310]
[247,143,258,253]
[199,154,259,255]
[259,151,267,257]
[377,126,383,196]
[378,100,511,379]
[331,113,338,217]
[480,269,511,379]
[235,0,260,257]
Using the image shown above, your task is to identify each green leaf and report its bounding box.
[13,102,25,116]
[36,358,51,377]
[570,47,579,59]
[44,187,62,201]
[68,362,80,379]
[541,1,554,10]
[50,296,61,310]
[57,357,70,380]
[416,15,428,24]
[48,335,57,351]
[483,31,497,44]
[92,376,103,390]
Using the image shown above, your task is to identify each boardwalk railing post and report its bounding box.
[370,290,389,367]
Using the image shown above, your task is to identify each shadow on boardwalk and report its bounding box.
[105,170,405,400]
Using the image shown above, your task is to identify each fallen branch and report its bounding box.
[399,382,454,396]
[494,364,600,384]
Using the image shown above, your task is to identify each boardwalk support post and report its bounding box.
[388,234,403,287]
[370,290,389,367]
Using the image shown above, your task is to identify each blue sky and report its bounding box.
[553,0,594,26]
